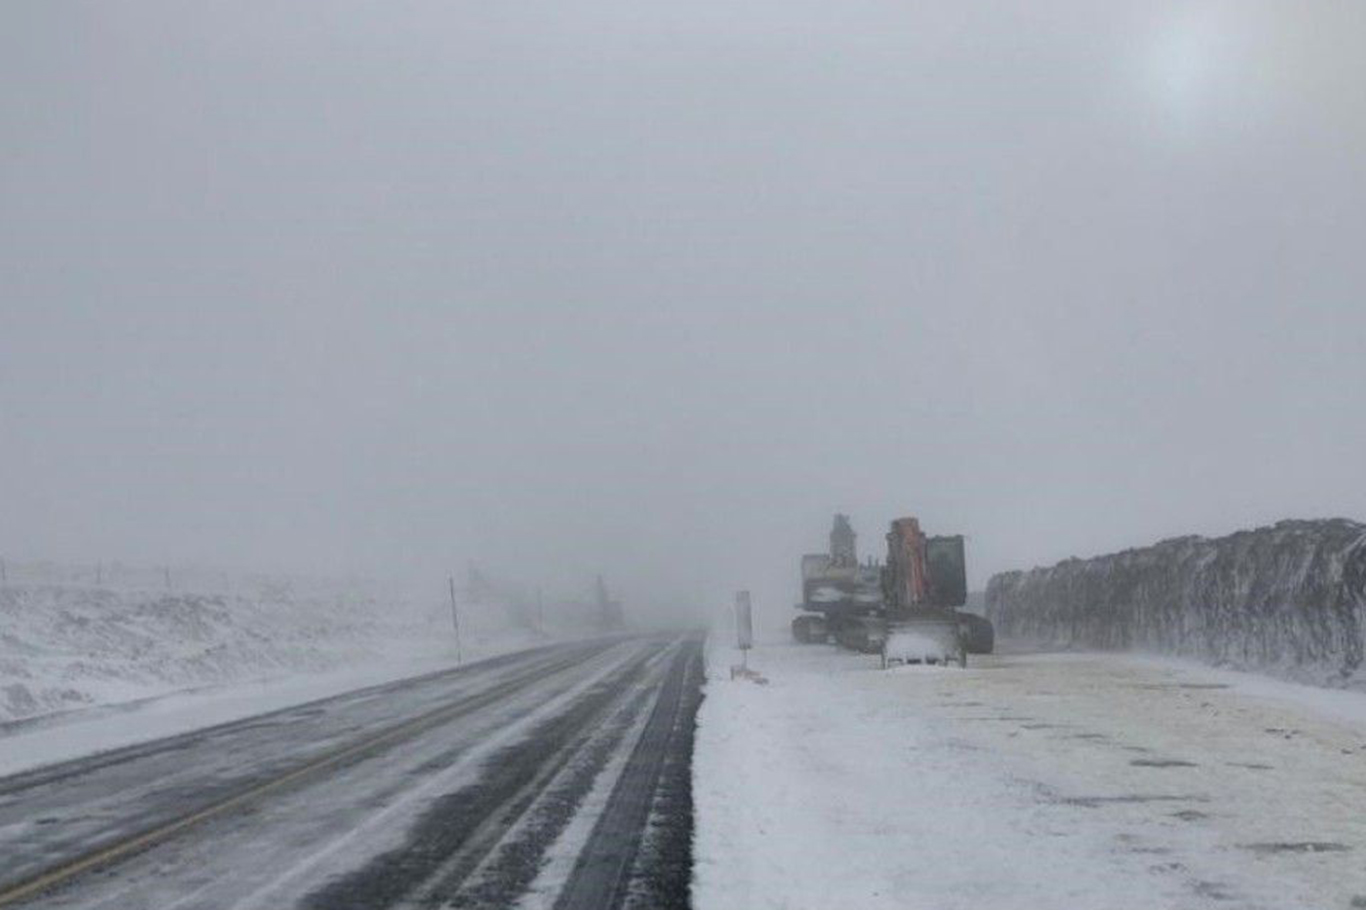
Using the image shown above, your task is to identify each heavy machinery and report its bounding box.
[881,517,970,667]
[793,515,887,652]
[793,514,994,666]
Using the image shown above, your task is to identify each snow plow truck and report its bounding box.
[793,514,994,667]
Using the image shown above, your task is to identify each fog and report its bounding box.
[3,2,1364,624]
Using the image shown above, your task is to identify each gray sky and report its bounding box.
[3,2,1364,618]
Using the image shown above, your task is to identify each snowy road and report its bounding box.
[695,640,1366,910]
[0,635,703,910]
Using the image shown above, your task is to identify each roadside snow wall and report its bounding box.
[985,519,1366,688]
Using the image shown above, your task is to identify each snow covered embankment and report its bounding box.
[986,518,1366,688]
[0,567,536,723]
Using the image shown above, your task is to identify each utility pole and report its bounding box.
[96,562,102,585]
[537,586,545,634]
[164,566,172,590]
[448,576,463,664]
[1,558,6,585]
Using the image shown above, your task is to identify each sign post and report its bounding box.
[449,576,463,664]
[735,590,753,672]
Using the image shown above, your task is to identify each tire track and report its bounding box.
[297,642,670,910]
[554,638,702,910]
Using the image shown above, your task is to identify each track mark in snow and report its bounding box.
[1059,794,1208,808]
[618,647,702,910]
[513,692,657,910]
[1147,860,1188,873]
[435,667,663,908]
[1133,683,1233,691]
[1189,879,1237,901]
[1239,841,1350,855]
[952,715,1033,722]
[552,644,693,910]
[296,652,655,910]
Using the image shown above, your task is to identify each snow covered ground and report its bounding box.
[0,648,524,779]
[0,561,555,738]
[693,637,1366,910]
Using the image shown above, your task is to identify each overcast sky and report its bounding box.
[3,2,1364,618]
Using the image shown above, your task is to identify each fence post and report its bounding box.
[449,576,463,664]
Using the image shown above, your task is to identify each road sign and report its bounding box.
[735,590,753,650]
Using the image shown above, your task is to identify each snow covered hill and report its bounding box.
[0,563,545,723]
[986,519,1366,688]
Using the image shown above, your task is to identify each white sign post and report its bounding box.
[735,590,753,672]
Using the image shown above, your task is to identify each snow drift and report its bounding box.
[985,519,1366,688]
[0,563,546,722]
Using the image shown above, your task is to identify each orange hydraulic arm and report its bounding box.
[885,517,928,610]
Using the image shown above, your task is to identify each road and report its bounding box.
[0,634,703,910]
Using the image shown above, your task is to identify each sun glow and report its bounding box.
[1144,6,1228,116]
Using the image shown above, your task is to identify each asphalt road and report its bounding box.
[0,634,704,910]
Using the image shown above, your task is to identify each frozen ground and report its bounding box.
[694,636,1366,910]
[0,561,555,738]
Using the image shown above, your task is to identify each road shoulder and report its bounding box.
[692,638,1366,910]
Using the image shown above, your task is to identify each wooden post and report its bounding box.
[736,590,753,672]
[449,576,463,664]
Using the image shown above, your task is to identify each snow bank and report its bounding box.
[0,563,545,723]
[986,518,1366,688]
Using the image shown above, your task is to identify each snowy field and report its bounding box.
[694,637,1366,910]
[0,561,553,740]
